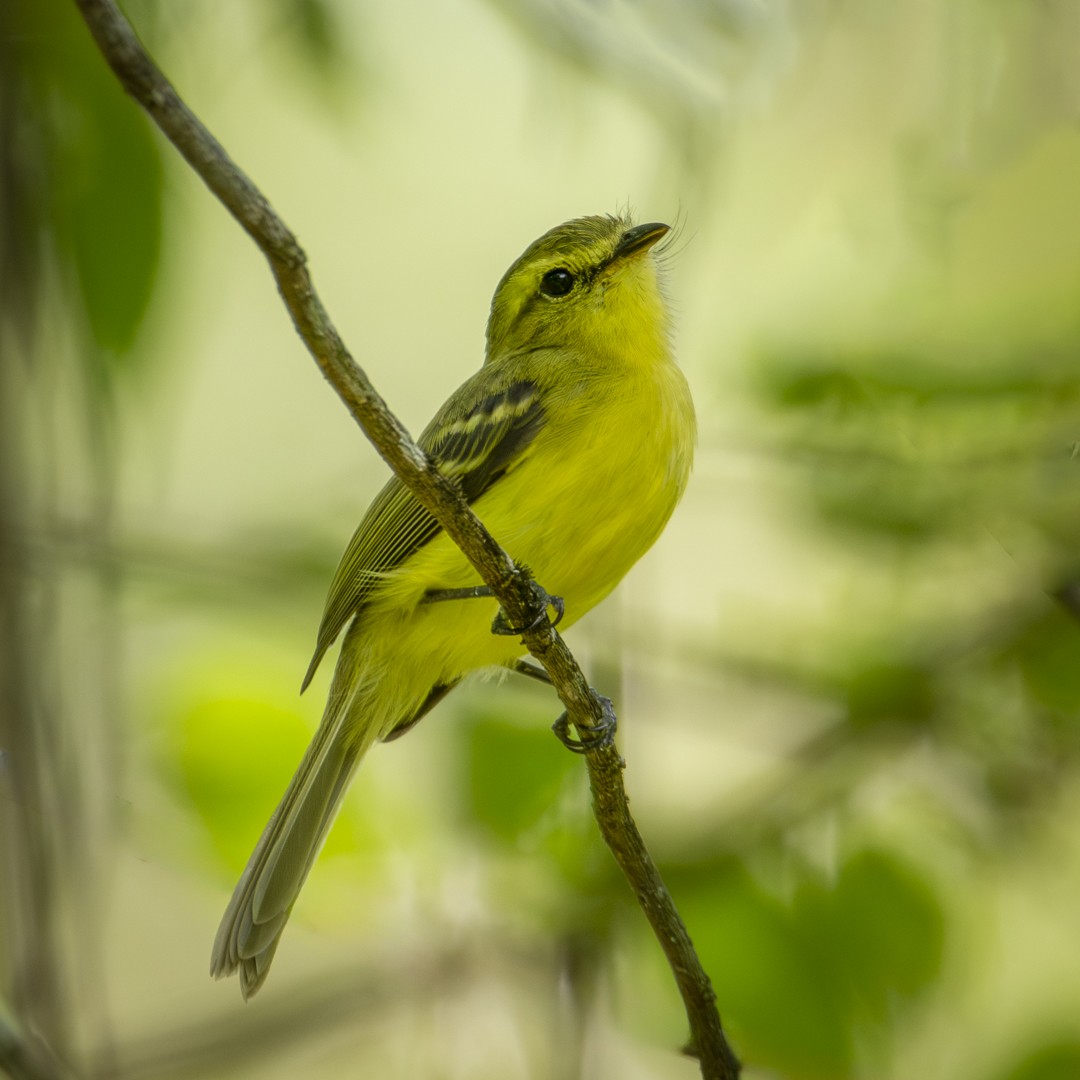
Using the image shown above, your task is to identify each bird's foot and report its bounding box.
[551,694,617,754]
[491,574,564,637]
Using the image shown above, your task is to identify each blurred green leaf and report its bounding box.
[273,0,355,97]
[669,849,943,1079]
[844,660,938,730]
[801,849,944,1020]
[673,859,852,1080]
[994,1042,1080,1080]
[1015,607,1080,714]
[6,0,164,370]
[753,344,1080,544]
[173,694,364,870]
[52,72,163,360]
[290,0,341,71]
[461,707,580,845]
[759,349,1080,408]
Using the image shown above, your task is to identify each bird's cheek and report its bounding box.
[591,280,612,310]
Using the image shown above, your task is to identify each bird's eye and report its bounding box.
[539,268,575,297]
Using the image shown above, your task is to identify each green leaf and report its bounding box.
[460,707,579,845]
[4,0,165,375]
[809,849,944,1019]
[843,660,938,729]
[1015,607,1080,714]
[291,0,340,69]
[668,849,943,1079]
[54,78,163,360]
[673,860,853,1080]
[175,695,336,871]
[995,1042,1080,1080]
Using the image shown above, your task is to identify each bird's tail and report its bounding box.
[209,694,375,999]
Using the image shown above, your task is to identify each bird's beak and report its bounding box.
[612,222,670,261]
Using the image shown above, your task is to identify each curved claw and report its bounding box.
[491,581,565,637]
[547,592,565,628]
[551,695,617,754]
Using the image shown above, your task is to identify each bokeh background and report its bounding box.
[4,1,1080,1078]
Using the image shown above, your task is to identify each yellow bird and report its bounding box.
[211,213,696,998]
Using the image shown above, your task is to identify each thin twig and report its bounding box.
[93,940,507,1080]
[70,2,739,1075]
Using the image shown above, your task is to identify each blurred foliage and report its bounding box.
[755,344,1080,549]
[459,705,580,845]
[0,0,163,381]
[3,1,1080,1079]
[285,0,349,83]
[0,0,350,378]
[175,695,323,870]
[663,849,943,1080]
[994,1042,1080,1080]
[743,320,1080,834]
[486,0,795,182]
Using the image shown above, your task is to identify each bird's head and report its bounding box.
[485,214,671,365]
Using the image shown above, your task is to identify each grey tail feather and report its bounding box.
[209,714,373,999]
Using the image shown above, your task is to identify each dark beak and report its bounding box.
[613,222,670,261]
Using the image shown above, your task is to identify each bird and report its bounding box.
[210,212,696,998]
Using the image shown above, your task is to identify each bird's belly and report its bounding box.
[401,411,683,616]
[352,371,692,734]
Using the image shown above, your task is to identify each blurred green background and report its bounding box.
[3,1,1080,1078]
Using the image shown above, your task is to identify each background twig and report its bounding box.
[71,1,739,1075]
[0,1009,77,1080]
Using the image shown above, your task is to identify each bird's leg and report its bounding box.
[551,693,617,754]
[422,577,565,637]
[421,585,494,605]
[509,659,552,685]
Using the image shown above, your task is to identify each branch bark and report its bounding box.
[71,3,739,1076]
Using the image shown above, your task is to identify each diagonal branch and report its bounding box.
[70,2,739,1076]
